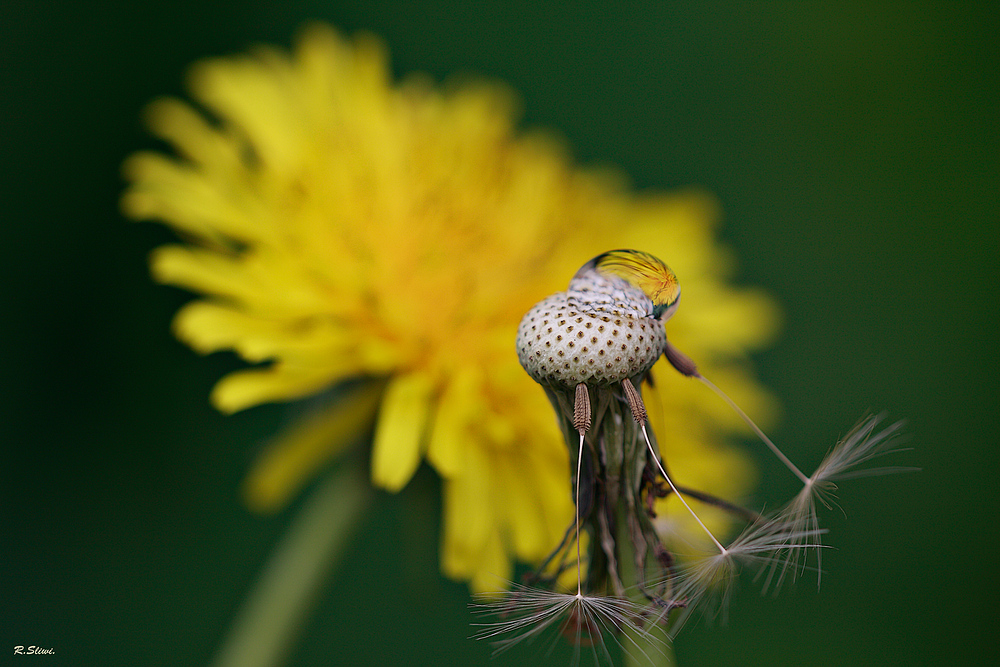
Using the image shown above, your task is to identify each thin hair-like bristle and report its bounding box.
[471,586,672,665]
[766,414,915,590]
[696,373,810,484]
[631,385,728,555]
[660,519,828,634]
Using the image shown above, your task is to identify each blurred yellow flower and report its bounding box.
[121,23,778,593]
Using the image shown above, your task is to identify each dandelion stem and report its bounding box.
[616,501,678,667]
[210,462,370,667]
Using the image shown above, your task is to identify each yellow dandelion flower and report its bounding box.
[121,23,778,595]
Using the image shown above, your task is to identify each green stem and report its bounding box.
[209,462,372,667]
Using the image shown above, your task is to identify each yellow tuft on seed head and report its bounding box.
[583,249,681,321]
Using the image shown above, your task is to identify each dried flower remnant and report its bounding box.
[474,249,908,656]
[515,251,681,604]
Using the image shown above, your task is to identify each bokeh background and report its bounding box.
[5,2,997,666]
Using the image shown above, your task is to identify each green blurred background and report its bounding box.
[4,1,997,665]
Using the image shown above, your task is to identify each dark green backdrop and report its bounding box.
[5,2,997,666]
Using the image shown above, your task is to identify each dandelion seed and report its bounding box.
[662,325,913,590]
[472,585,671,665]
[623,375,726,555]
[664,520,827,633]
[767,414,913,588]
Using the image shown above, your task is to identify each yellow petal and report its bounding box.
[499,457,548,558]
[122,152,258,243]
[173,300,283,357]
[143,97,245,175]
[150,244,252,299]
[469,528,512,594]
[211,365,340,414]
[242,380,384,512]
[440,447,493,579]
[152,245,339,318]
[370,372,434,492]
[188,54,302,175]
[173,300,357,366]
[425,368,479,476]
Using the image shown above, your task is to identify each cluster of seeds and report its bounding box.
[491,250,908,660]
[516,269,667,387]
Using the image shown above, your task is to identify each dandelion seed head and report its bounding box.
[516,250,672,388]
